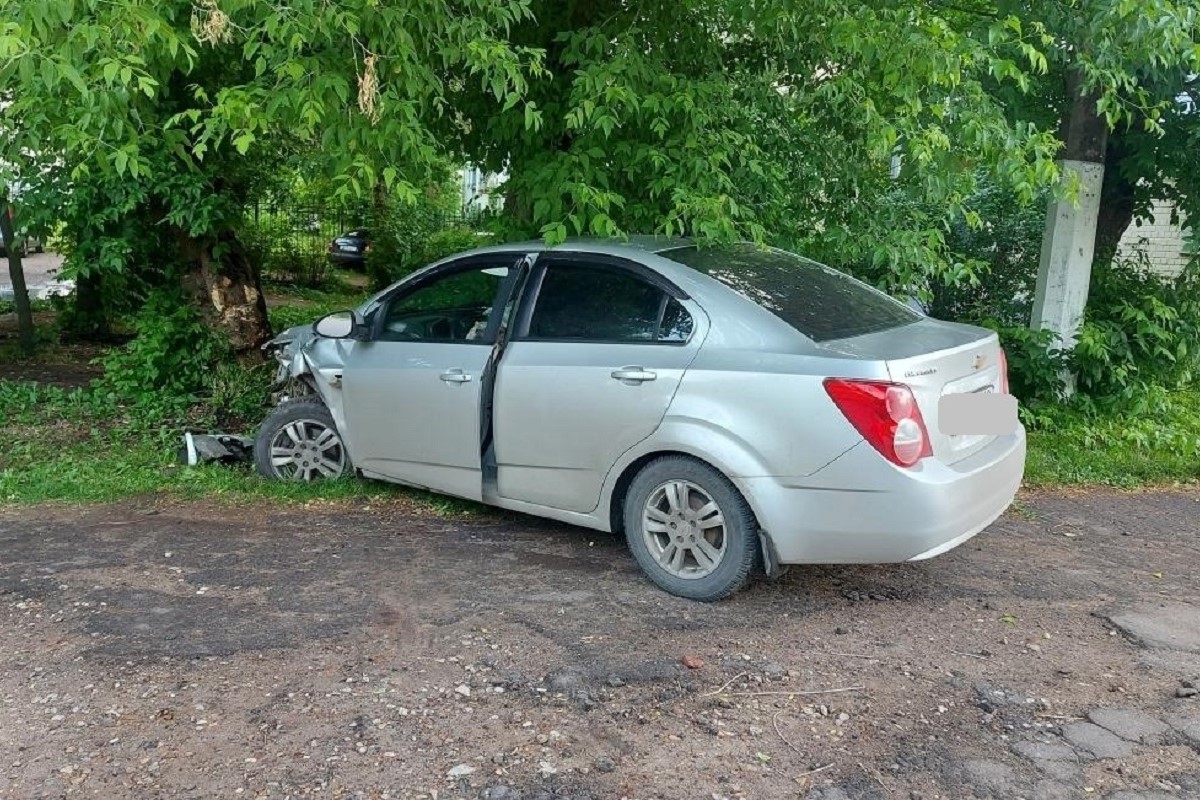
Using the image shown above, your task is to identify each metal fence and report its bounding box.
[243,199,484,286]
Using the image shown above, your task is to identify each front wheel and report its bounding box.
[254,398,351,481]
[623,456,760,601]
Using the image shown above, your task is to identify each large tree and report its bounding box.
[0,0,542,351]
[963,1,1200,349]
[1,0,1196,355]
[451,0,1066,298]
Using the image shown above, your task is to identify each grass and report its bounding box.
[0,277,481,515]
[1022,388,1200,488]
[263,273,371,332]
[2,276,1199,506]
[0,380,483,514]
[3,377,1196,506]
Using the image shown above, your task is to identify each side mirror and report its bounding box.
[313,310,366,340]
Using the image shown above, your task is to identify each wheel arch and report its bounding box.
[606,446,764,530]
[601,419,786,575]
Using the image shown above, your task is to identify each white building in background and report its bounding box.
[1116,198,1195,278]
[458,165,507,216]
[1118,86,1199,278]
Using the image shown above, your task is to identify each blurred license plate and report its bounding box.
[938,392,1018,435]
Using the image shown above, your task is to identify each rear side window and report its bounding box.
[662,243,919,342]
[527,263,693,343]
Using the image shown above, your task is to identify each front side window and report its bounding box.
[379,264,509,342]
[527,263,693,343]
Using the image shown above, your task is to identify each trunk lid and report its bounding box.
[820,318,1003,465]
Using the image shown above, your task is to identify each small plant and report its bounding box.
[1069,253,1200,399]
[207,361,274,427]
[979,322,1067,404]
[99,290,231,406]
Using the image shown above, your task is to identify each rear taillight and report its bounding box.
[823,379,933,468]
[999,347,1010,395]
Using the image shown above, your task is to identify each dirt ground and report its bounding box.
[0,489,1197,800]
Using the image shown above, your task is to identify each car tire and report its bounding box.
[623,456,760,601]
[254,398,352,481]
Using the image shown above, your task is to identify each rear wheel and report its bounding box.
[623,456,759,601]
[254,398,351,481]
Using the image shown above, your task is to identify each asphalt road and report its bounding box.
[0,490,1197,799]
[0,252,71,300]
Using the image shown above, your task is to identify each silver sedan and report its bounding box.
[255,239,1025,600]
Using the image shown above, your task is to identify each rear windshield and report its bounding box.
[662,243,920,342]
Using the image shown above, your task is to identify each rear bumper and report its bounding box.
[743,427,1025,564]
[328,251,365,267]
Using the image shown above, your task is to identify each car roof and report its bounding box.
[467,235,693,258]
[381,236,817,352]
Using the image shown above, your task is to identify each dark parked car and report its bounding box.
[328,229,369,269]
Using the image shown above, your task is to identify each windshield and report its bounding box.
[662,243,920,342]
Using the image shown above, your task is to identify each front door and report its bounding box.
[493,255,706,513]
[341,256,521,500]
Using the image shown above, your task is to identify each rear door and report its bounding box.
[492,254,706,513]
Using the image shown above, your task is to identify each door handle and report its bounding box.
[439,369,472,384]
[611,366,657,383]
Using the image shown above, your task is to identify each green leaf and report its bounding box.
[233,132,255,155]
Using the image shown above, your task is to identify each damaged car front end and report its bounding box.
[254,311,367,481]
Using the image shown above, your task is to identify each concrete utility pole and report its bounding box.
[1030,71,1109,393]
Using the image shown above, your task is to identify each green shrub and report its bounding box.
[1069,253,1200,400]
[366,204,443,288]
[921,181,1046,327]
[980,322,1067,404]
[365,181,480,289]
[99,290,231,405]
[414,227,490,265]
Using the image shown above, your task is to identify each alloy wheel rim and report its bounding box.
[641,480,727,580]
[269,419,346,481]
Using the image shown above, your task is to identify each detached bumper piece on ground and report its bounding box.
[181,432,254,466]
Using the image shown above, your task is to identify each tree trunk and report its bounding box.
[1057,70,1109,163]
[0,197,35,354]
[65,270,112,341]
[368,180,390,289]
[1093,135,1137,266]
[180,228,272,356]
